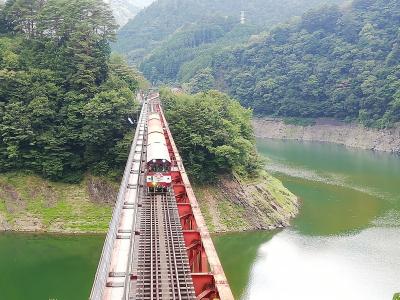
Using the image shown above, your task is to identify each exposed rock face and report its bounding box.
[194,172,299,233]
[104,0,141,27]
[104,0,156,27]
[253,118,400,154]
[0,214,10,231]
[87,176,117,204]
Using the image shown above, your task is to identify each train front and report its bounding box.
[146,113,172,193]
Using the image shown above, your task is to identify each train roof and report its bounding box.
[148,113,160,121]
[148,131,166,145]
[147,143,171,163]
[148,122,163,135]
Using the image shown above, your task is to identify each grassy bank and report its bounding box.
[0,173,115,233]
[194,170,299,233]
[1,169,298,234]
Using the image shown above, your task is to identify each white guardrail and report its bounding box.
[89,101,147,300]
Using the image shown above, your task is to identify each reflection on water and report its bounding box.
[243,228,400,300]
[214,139,400,299]
[265,161,389,201]
[212,230,277,297]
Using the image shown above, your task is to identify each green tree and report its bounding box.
[0,0,146,182]
[161,89,261,183]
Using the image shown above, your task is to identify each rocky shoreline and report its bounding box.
[253,117,400,153]
[1,171,299,235]
[194,171,299,233]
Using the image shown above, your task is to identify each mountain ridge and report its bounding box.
[115,0,344,65]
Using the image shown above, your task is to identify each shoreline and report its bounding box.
[253,117,400,154]
[0,173,115,234]
[0,230,105,236]
[1,170,299,235]
[194,171,300,233]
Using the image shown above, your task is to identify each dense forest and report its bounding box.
[0,0,145,182]
[161,89,261,183]
[140,16,258,85]
[198,0,400,128]
[119,0,400,128]
[116,0,344,67]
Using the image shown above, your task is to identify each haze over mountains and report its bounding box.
[116,0,344,64]
[104,0,155,26]
[114,0,400,129]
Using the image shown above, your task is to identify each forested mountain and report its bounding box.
[200,0,400,127]
[115,0,344,66]
[0,0,145,182]
[141,16,259,85]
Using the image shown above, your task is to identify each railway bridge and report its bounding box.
[90,93,234,300]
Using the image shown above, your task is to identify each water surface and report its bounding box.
[214,139,400,299]
[1,139,399,299]
[0,233,104,300]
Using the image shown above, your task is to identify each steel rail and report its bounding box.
[165,192,182,299]
[167,190,192,299]
[90,101,147,300]
[163,193,177,300]
[123,121,148,300]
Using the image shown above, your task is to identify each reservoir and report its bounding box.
[0,138,399,299]
[215,138,400,299]
[0,233,103,299]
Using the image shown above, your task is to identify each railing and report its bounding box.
[123,118,148,300]
[89,101,147,300]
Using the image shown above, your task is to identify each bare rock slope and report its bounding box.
[194,171,299,233]
[253,118,400,153]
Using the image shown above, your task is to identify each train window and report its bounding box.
[148,162,170,172]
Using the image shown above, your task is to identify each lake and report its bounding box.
[214,139,400,299]
[1,138,399,300]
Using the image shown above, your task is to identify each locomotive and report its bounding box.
[145,111,172,193]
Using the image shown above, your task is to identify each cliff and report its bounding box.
[194,171,299,233]
[253,118,400,153]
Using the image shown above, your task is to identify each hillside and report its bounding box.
[160,89,299,232]
[115,0,344,66]
[0,173,115,233]
[194,172,299,232]
[0,0,146,183]
[140,16,258,84]
[199,0,400,128]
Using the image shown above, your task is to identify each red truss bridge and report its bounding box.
[90,93,234,300]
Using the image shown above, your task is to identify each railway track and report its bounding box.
[91,94,233,300]
[127,102,195,300]
[130,190,195,299]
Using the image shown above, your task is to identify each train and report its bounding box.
[145,109,172,193]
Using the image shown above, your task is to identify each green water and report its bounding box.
[214,139,400,300]
[1,139,399,300]
[0,233,104,300]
